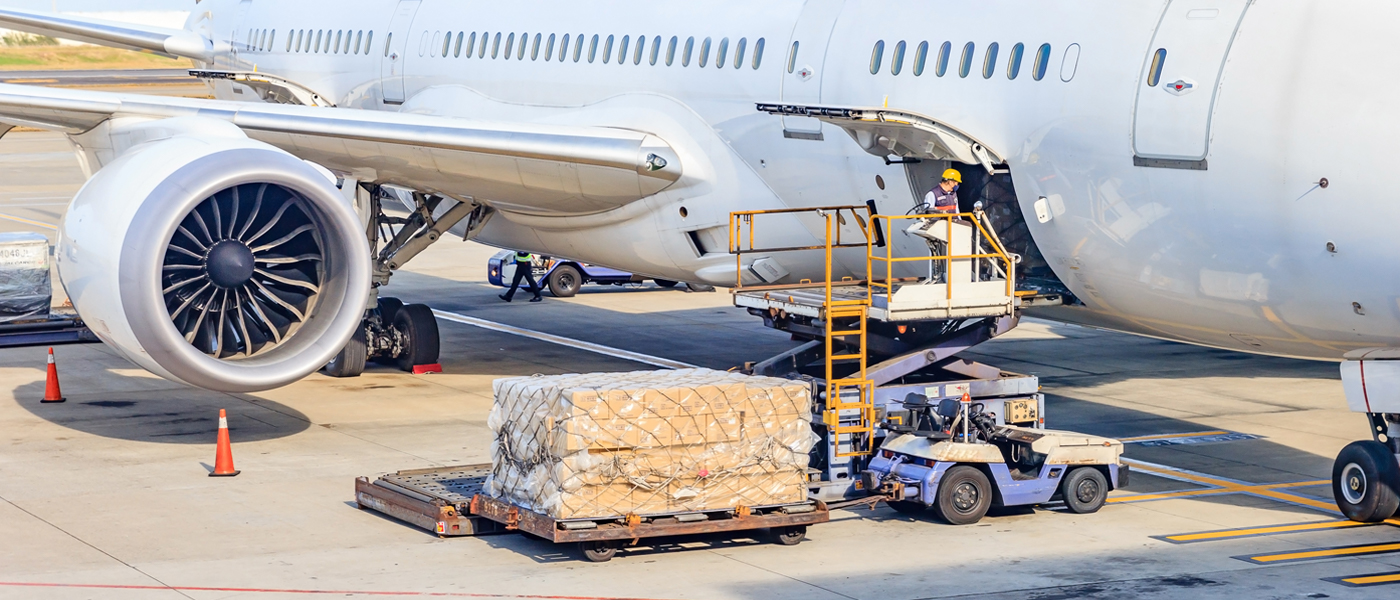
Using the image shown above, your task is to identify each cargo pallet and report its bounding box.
[355,464,830,562]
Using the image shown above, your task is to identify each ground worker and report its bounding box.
[923,168,962,214]
[499,250,543,303]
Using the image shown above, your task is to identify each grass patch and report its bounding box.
[0,45,192,71]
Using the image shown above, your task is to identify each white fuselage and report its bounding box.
[183,0,1400,360]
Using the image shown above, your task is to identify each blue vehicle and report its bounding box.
[487,250,680,298]
[862,398,1126,524]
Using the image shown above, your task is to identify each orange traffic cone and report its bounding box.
[210,409,240,477]
[40,348,64,403]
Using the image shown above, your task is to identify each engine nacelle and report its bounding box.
[58,118,370,392]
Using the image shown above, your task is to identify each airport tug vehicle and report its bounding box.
[861,395,1126,524]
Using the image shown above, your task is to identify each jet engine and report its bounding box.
[57,118,370,392]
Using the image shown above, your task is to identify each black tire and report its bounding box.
[887,500,926,515]
[579,540,617,562]
[1061,467,1109,514]
[653,279,679,288]
[376,296,404,323]
[1333,440,1400,522]
[324,325,367,378]
[771,525,807,546]
[393,303,440,371]
[548,264,582,297]
[934,465,992,525]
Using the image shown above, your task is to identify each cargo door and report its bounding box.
[778,0,845,139]
[1132,0,1250,166]
[380,0,421,104]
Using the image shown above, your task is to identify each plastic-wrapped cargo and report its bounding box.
[0,232,50,323]
[486,368,815,520]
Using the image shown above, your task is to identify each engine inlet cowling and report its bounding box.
[57,120,370,392]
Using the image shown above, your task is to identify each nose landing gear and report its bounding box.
[1332,439,1400,522]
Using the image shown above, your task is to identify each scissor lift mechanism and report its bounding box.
[729,205,1047,501]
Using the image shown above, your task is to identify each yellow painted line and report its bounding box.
[0,212,57,230]
[1110,480,1327,504]
[1164,520,1369,543]
[1120,460,1337,512]
[0,78,58,83]
[1340,572,1400,585]
[1120,430,1230,442]
[1244,542,1400,564]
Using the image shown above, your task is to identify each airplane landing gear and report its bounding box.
[324,297,440,377]
[1332,438,1400,522]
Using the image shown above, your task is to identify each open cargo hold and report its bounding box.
[486,368,817,520]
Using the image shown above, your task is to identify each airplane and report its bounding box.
[0,1,1397,521]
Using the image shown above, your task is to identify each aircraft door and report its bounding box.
[779,0,845,139]
[380,0,422,104]
[1132,0,1250,165]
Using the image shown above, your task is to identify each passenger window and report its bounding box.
[441,32,451,58]
[315,30,323,54]
[683,36,694,66]
[869,40,884,75]
[357,31,365,55]
[936,41,950,76]
[286,30,293,52]
[573,33,584,62]
[492,32,501,58]
[787,41,798,73]
[734,37,746,69]
[453,32,462,58]
[559,34,569,61]
[545,34,555,61]
[588,34,598,63]
[891,40,906,75]
[517,32,528,60]
[699,37,711,68]
[982,42,998,78]
[666,36,677,66]
[505,33,515,60]
[531,33,541,60]
[365,32,373,55]
[1146,48,1166,87]
[716,37,728,69]
[615,35,626,65]
[384,32,391,57]
[913,40,928,76]
[959,42,974,77]
[1007,42,1023,79]
[753,37,765,69]
[1033,43,1051,81]
[339,30,347,54]
[650,35,661,65]
[633,35,644,65]
[296,30,304,53]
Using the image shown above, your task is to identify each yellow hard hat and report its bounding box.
[941,168,962,184]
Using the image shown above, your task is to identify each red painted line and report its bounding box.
[0,581,674,600]
[1360,359,1373,413]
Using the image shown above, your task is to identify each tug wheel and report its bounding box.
[1333,440,1400,522]
[1061,467,1109,514]
[579,540,619,562]
[933,465,992,525]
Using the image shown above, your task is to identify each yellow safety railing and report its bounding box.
[866,212,1015,309]
[730,205,876,457]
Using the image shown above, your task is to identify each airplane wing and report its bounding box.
[0,7,212,60]
[0,83,681,215]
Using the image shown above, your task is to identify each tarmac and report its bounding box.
[1,122,1399,598]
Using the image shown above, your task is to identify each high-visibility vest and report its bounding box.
[513,251,532,263]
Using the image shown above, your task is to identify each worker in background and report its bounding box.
[923,168,962,214]
[499,250,543,303]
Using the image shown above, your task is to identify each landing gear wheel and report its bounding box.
[376,296,404,323]
[548,264,582,297]
[653,279,679,288]
[1333,440,1400,522]
[579,540,618,562]
[934,466,992,525]
[771,525,807,546]
[1061,467,1109,514]
[324,325,366,378]
[393,303,440,371]
[887,500,926,515]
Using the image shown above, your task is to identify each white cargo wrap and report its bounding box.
[486,369,816,520]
